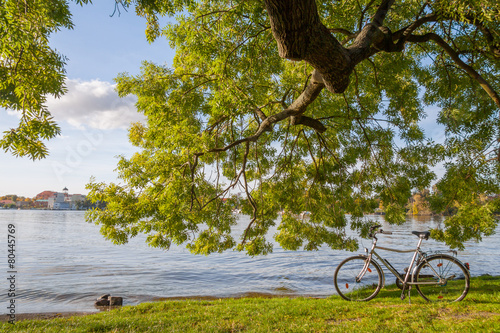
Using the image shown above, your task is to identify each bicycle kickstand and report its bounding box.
[400,286,412,304]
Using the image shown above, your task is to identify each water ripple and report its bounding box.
[0,211,498,313]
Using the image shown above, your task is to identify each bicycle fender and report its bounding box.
[418,253,470,278]
[352,255,386,288]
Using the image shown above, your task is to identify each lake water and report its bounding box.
[1,210,498,314]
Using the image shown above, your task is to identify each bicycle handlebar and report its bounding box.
[368,224,392,237]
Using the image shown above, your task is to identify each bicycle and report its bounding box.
[333,224,470,302]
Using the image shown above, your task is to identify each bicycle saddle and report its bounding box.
[412,231,430,240]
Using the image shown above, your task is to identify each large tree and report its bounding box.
[86,0,499,254]
[4,0,499,254]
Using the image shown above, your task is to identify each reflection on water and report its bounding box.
[0,210,498,313]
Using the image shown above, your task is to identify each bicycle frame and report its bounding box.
[358,234,448,289]
[334,225,471,303]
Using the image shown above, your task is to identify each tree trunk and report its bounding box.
[264,0,352,93]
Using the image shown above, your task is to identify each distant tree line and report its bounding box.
[0,194,106,210]
[388,188,500,216]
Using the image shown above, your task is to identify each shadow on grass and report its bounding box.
[359,275,500,304]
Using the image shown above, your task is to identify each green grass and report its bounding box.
[2,276,499,332]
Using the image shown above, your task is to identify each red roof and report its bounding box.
[36,191,57,200]
[0,200,14,204]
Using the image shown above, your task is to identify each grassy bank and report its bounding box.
[2,276,499,332]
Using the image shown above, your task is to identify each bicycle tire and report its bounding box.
[334,255,383,301]
[414,254,470,302]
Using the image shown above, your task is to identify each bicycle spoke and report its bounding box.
[415,255,469,302]
[334,226,469,303]
[334,256,382,301]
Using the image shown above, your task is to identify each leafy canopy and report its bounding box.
[85,0,500,254]
[4,0,498,254]
[0,0,90,159]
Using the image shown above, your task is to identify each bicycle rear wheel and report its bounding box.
[334,255,383,301]
[414,254,470,302]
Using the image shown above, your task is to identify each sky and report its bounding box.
[0,2,447,198]
[0,1,175,197]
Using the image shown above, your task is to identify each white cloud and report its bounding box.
[5,109,20,118]
[46,79,145,130]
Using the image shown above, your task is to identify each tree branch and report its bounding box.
[371,0,395,27]
[469,20,500,58]
[290,115,327,132]
[195,71,326,162]
[240,141,257,245]
[408,33,500,108]
[392,13,438,48]
[359,0,377,31]
[348,0,396,63]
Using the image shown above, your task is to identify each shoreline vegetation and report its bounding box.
[2,190,500,217]
[2,276,499,332]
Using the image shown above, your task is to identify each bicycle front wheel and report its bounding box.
[334,255,383,301]
[415,255,470,302]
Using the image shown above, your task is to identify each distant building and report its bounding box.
[0,199,15,207]
[36,191,57,200]
[33,200,49,209]
[70,194,85,208]
[52,200,71,210]
[47,192,65,209]
[16,201,31,209]
[47,187,86,210]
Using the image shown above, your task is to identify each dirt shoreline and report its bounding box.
[1,311,98,322]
